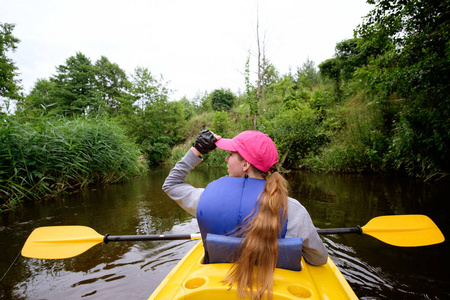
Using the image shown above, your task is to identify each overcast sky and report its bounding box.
[1,0,373,102]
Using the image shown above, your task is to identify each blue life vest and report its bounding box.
[197,176,287,262]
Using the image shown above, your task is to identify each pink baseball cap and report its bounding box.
[215,130,278,172]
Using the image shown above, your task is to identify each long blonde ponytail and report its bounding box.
[222,170,288,300]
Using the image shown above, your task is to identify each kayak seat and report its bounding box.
[205,233,303,271]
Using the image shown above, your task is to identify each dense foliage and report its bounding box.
[1,0,449,209]
[355,0,450,178]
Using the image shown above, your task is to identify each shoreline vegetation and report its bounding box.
[1,0,449,210]
[0,115,146,211]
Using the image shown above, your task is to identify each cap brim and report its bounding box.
[215,138,236,151]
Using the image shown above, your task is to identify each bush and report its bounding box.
[212,111,232,136]
[266,102,325,168]
[210,88,235,111]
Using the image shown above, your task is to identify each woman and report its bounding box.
[163,129,328,299]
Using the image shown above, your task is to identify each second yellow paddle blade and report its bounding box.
[21,226,105,259]
[362,215,445,247]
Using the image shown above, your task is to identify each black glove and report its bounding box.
[193,129,217,155]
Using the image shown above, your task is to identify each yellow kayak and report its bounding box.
[148,241,358,300]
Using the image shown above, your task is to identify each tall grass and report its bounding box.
[0,114,146,211]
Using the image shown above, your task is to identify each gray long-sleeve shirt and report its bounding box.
[162,150,328,266]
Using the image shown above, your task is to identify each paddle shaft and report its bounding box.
[104,228,363,243]
[317,226,362,235]
[104,233,201,243]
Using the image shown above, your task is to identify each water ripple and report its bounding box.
[323,236,417,298]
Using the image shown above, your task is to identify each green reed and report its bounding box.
[0,115,146,211]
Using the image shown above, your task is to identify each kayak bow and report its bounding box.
[148,241,358,300]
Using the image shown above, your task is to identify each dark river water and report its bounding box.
[1,165,449,299]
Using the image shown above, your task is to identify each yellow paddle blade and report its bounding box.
[362,215,445,247]
[21,226,104,259]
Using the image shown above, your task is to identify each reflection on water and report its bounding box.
[1,166,449,299]
[325,236,395,295]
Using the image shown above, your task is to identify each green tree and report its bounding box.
[131,67,168,106]
[141,100,185,164]
[129,67,169,139]
[50,52,98,115]
[19,79,56,114]
[191,91,211,113]
[0,23,22,108]
[20,54,133,116]
[319,58,342,100]
[179,96,197,120]
[319,38,371,100]
[335,38,370,81]
[296,58,319,90]
[124,66,185,165]
[94,56,132,115]
[210,88,235,111]
[319,37,377,102]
